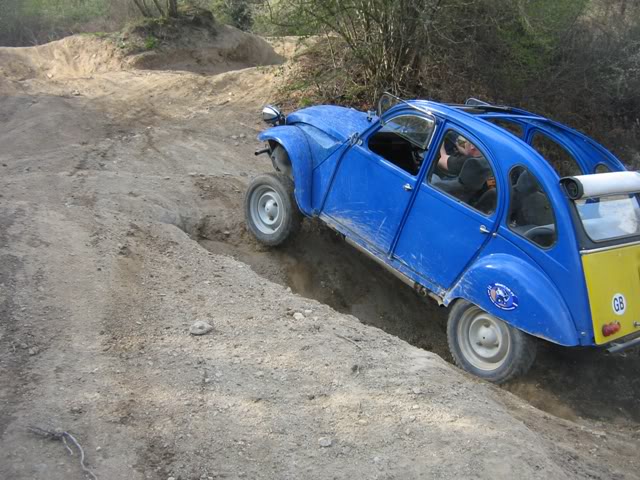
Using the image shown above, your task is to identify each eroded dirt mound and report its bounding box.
[128,25,283,74]
[0,35,124,81]
[0,24,282,84]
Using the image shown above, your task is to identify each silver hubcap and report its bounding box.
[250,185,284,235]
[458,307,511,371]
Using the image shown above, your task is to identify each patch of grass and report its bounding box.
[144,35,158,50]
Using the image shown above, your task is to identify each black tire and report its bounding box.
[447,300,536,384]
[244,172,302,246]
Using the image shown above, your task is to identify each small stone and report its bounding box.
[168,477,176,480]
[164,176,170,180]
[231,135,238,140]
[293,312,305,321]
[303,309,312,315]
[28,347,39,356]
[234,142,240,147]
[71,90,81,96]
[46,73,53,79]
[190,321,214,336]
[412,387,422,395]
[318,437,332,447]
[188,172,197,176]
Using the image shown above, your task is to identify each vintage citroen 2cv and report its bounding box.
[244,94,640,383]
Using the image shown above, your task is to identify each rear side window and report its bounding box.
[530,131,582,177]
[508,166,556,248]
[486,118,524,139]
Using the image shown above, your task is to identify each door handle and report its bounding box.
[403,183,413,191]
[479,225,490,234]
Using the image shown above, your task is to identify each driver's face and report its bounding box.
[462,142,478,156]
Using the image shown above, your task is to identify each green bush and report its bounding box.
[144,34,157,49]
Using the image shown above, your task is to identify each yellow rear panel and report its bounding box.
[582,243,640,344]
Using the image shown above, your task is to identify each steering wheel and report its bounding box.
[523,225,555,244]
[410,145,425,172]
[444,135,457,155]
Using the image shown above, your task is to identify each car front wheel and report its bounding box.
[244,172,302,246]
[447,301,536,383]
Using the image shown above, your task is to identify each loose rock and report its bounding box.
[318,437,332,448]
[293,312,305,321]
[190,321,214,336]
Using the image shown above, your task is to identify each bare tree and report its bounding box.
[131,0,178,18]
[132,0,153,17]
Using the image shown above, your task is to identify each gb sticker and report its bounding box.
[612,293,626,316]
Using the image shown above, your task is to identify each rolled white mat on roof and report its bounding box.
[560,171,640,200]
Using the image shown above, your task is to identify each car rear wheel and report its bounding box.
[245,172,302,246]
[447,300,536,383]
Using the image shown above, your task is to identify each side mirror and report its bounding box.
[262,105,284,125]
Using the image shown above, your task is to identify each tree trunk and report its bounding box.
[167,0,178,17]
[151,0,165,16]
[132,0,153,17]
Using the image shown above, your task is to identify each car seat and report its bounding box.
[512,170,554,227]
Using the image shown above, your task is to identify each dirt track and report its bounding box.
[0,29,639,480]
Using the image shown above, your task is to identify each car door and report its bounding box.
[321,112,437,254]
[392,127,500,290]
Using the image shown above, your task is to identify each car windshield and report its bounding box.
[381,115,435,149]
[576,194,640,242]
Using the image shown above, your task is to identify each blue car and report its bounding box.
[244,94,640,383]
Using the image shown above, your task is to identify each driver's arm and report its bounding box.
[438,143,450,171]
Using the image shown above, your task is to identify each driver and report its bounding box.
[431,135,492,204]
[437,134,481,177]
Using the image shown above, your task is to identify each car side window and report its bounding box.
[368,114,435,176]
[508,166,556,248]
[530,131,582,177]
[486,118,524,139]
[427,131,497,215]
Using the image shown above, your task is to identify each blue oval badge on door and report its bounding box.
[487,283,518,311]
